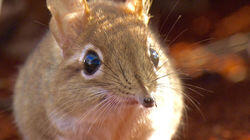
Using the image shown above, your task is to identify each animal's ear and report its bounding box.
[47,0,90,53]
[125,0,152,24]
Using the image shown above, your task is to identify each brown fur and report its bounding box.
[13,0,183,139]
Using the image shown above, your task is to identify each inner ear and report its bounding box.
[47,0,90,54]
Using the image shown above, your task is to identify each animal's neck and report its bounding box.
[98,105,151,140]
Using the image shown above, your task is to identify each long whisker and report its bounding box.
[102,61,120,78]
[96,96,117,130]
[159,0,180,32]
[79,97,108,122]
[48,92,106,125]
[180,83,212,94]
[191,38,215,46]
[157,82,206,97]
[57,82,113,93]
[169,29,188,46]
[86,95,115,134]
[117,59,127,81]
[157,84,206,120]
[163,15,182,43]
[96,97,116,129]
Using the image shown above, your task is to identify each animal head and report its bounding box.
[46,0,179,124]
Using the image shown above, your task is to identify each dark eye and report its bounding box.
[149,48,159,67]
[83,50,101,75]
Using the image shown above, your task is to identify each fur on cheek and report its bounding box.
[48,111,99,139]
[147,89,183,140]
[48,110,81,134]
[147,68,183,140]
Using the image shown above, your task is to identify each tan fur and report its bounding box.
[13,0,183,140]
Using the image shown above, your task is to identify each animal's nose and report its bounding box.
[143,97,155,108]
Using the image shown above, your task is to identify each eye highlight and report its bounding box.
[83,50,102,75]
[149,48,159,67]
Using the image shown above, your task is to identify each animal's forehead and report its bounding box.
[87,14,150,53]
[88,2,147,32]
[90,2,129,18]
[80,2,154,61]
[91,12,146,35]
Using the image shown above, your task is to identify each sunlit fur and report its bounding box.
[125,0,152,24]
[13,0,183,140]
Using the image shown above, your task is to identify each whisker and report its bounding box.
[149,73,172,83]
[86,95,114,134]
[57,82,112,93]
[190,38,215,46]
[158,84,206,119]
[159,0,180,32]
[169,29,188,46]
[79,95,112,122]
[157,82,206,97]
[181,83,212,94]
[48,91,106,129]
[102,61,120,78]
[48,92,105,120]
[99,69,119,81]
[32,20,49,28]
[181,92,206,120]
[163,15,182,43]
[117,59,127,81]
[96,96,117,129]
[97,97,116,129]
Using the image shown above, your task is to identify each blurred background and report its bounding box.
[0,0,249,139]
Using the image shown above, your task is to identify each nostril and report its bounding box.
[143,97,154,108]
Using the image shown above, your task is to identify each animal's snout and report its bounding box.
[142,97,155,108]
